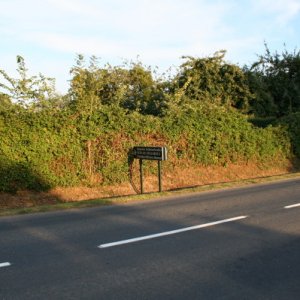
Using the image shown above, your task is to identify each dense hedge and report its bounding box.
[0,103,292,192]
[278,112,300,158]
[1,49,300,193]
[162,105,291,165]
[0,108,84,191]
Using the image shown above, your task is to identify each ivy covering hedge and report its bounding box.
[0,103,292,192]
[1,47,299,192]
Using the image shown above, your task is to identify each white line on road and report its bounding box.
[0,262,11,268]
[284,203,300,209]
[99,215,248,249]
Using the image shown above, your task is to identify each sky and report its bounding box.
[1,0,300,94]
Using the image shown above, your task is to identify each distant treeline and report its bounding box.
[0,44,299,192]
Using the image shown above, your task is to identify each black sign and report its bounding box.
[132,146,167,161]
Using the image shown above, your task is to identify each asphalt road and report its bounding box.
[0,178,300,299]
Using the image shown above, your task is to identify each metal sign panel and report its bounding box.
[132,146,167,161]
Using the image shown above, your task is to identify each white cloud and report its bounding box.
[46,0,97,15]
[11,0,233,59]
[253,0,300,25]
[1,0,299,93]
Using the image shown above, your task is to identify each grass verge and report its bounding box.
[1,172,300,217]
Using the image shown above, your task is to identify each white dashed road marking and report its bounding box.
[284,203,300,209]
[0,262,11,268]
[99,215,248,249]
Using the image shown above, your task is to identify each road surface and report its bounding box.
[1,178,300,299]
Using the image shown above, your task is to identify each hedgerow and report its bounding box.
[0,107,84,191]
[277,112,300,157]
[0,50,297,192]
[162,104,291,164]
[0,102,292,192]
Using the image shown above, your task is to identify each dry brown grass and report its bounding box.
[0,160,296,210]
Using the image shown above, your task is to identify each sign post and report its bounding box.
[139,158,144,194]
[158,160,162,192]
[129,146,167,194]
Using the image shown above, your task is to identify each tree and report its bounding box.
[69,55,103,115]
[171,51,254,111]
[248,44,300,117]
[0,56,57,109]
[69,55,166,116]
[117,62,167,115]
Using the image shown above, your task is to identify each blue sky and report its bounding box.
[1,0,300,93]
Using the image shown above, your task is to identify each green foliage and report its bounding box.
[0,56,57,109]
[0,107,84,191]
[0,100,292,192]
[0,50,297,192]
[247,44,300,117]
[248,116,276,128]
[162,104,290,165]
[69,55,102,115]
[0,159,51,192]
[0,93,13,111]
[277,112,300,157]
[171,51,254,112]
[69,55,167,116]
